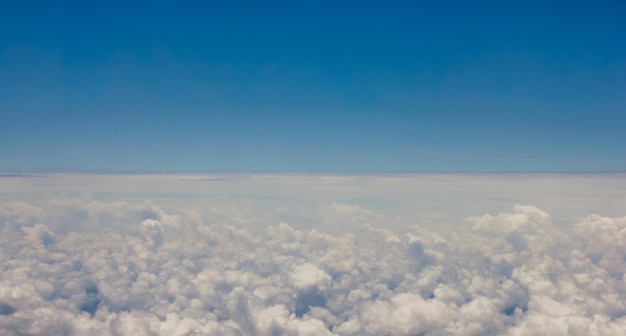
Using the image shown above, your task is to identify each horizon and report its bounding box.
[3,169,626,175]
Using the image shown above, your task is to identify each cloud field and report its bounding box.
[1,173,625,335]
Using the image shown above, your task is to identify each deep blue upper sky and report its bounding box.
[1,1,625,172]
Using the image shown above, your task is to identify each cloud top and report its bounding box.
[1,173,625,335]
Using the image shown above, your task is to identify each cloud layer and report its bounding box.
[1,174,625,335]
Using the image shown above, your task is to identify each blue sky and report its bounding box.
[1,1,625,172]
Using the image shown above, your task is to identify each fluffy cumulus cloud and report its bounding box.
[1,174,626,335]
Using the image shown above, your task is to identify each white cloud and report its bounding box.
[0,173,625,335]
[292,263,331,290]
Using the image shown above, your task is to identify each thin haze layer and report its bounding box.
[0,173,625,335]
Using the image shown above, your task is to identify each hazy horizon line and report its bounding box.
[2,168,626,176]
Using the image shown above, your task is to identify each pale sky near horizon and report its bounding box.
[1,1,625,172]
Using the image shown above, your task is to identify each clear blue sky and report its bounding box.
[1,1,625,172]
